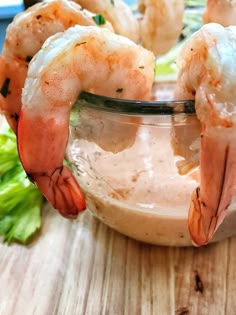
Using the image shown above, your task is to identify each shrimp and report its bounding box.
[0,0,113,133]
[17,25,155,218]
[138,0,184,56]
[174,23,236,246]
[72,0,140,43]
[203,0,236,27]
[171,115,201,175]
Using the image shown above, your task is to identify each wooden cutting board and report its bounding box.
[0,202,235,315]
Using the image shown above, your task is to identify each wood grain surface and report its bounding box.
[0,203,235,315]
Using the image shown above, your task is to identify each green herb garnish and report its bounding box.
[92,14,106,26]
[116,88,123,93]
[75,41,87,47]
[0,78,11,98]
[26,55,33,62]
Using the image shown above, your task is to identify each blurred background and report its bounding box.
[0,1,23,49]
[0,0,136,49]
[0,0,205,49]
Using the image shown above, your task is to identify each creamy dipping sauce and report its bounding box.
[68,83,236,246]
[69,112,236,246]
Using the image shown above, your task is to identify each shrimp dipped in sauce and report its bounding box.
[203,0,236,27]
[138,0,184,56]
[171,115,201,176]
[18,25,155,218]
[0,0,113,133]
[72,0,140,43]
[174,23,236,246]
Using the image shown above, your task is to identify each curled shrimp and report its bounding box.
[203,0,236,26]
[17,25,155,218]
[0,0,113,133]
[174,23,236,246]
[72,0,140,43]
[138,0,184,56]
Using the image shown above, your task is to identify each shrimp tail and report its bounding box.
[17,108,86,219]
[188,130,236,246]
[33,165,86,219]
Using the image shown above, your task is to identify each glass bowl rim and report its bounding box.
[75,91,196,116]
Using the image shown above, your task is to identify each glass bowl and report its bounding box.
[67,86,236,247]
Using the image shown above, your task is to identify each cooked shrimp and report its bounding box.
[72,0,140,43]
[17,25,155,218]
[138,0,184,56]
[174,23,236,246]
[171,115,201,175]
[0,0,113,132]
[203,0,236,26]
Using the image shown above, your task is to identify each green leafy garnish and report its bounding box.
[184,0,206,7]
[25,55,33,63]
[116,88,123,93]
[0,78,11,98]
[92,14,106,26]
[0,128,43,244]
[155,42,182,80]
[110,0,114,5]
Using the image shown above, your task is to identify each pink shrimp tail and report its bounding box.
[17,109,86,219]
[188,187,227,246]
[188,131,236,246]
[34,165,86,219]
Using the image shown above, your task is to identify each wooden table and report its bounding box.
[0,5,233,314]
[0,203,235,315]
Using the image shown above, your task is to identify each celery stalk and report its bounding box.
[0,127,43,244]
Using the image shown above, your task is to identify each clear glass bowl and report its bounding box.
[67,86,236,247]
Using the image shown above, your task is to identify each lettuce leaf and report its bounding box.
[0,127,43,244]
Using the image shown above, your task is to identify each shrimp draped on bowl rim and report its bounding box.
[17,25,155,218]
[174,23,236,246]
[0,0,113,133]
